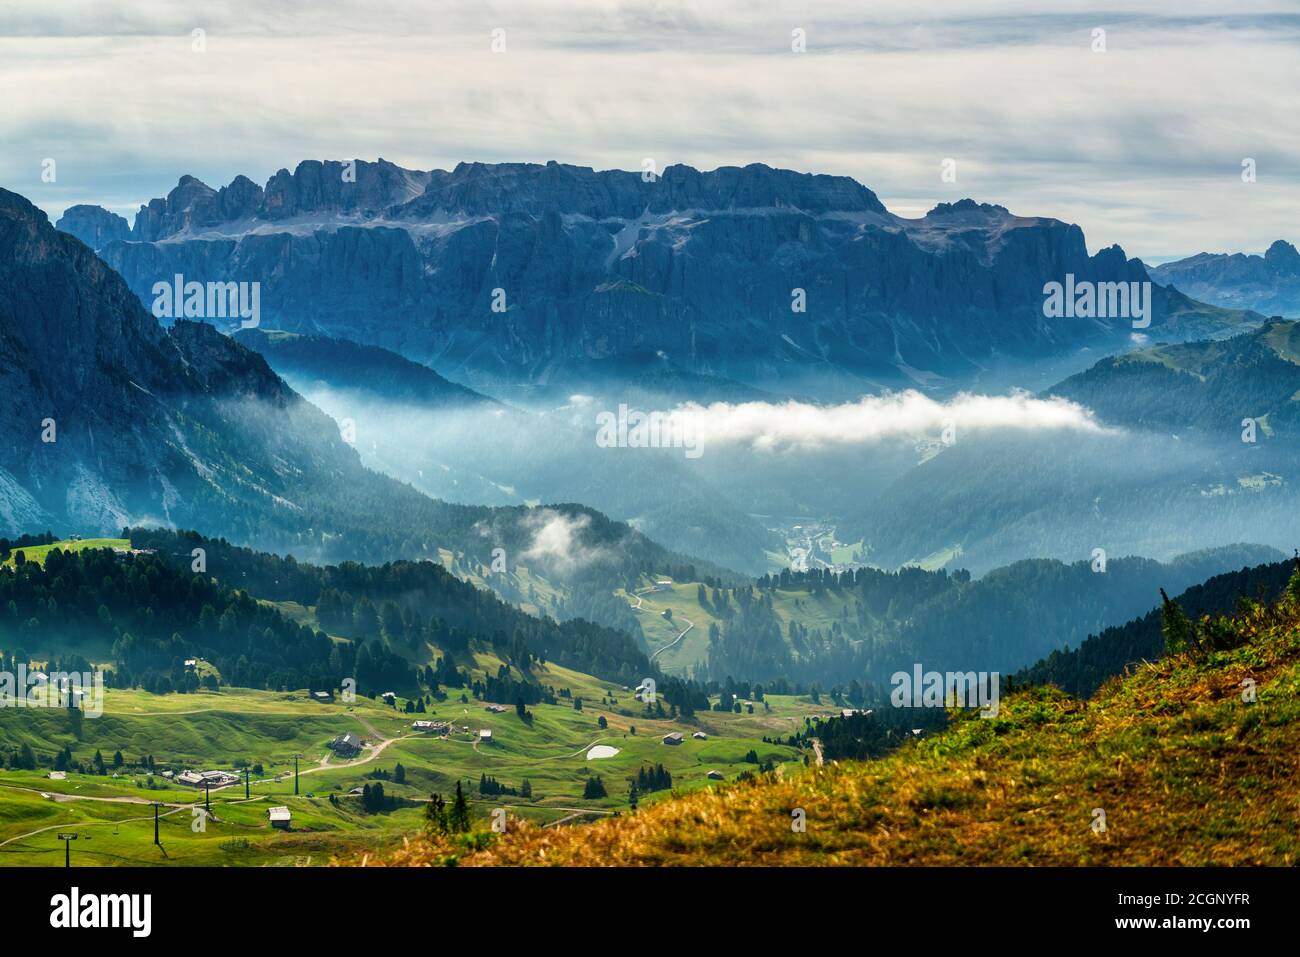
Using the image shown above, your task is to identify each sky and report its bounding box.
[1,0,1297,260]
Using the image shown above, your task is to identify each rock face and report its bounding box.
[54,204,131,251]
[0,186,368,538]
[1150,240,1300,318]
[72,159,1257,392]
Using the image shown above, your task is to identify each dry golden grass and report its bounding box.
[350,592,1300,867]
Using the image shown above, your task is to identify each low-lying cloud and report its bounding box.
[519,508,610,574]
[669,390,1106,452]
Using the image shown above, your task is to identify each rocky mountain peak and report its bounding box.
[1264,239,1300,276]
[54,203,131,250]
[924,199,1011,220]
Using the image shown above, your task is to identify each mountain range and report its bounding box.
[57,159,1260,398]
[1150,240,1300,318]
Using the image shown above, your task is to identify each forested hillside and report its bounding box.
[1047,318,1300,436]
[0,533,710,714]
[696,545,1280,685]
[1015,555,1296,696]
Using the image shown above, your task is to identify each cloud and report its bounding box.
[1,1,1296,256]
[519,508,609,573]
[669,390,1107,452]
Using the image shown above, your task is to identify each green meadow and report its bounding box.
[0,660,833,866]
[2,538,128,568]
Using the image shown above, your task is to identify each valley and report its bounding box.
[0,534,840,866]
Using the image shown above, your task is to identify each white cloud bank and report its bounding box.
[670,390,1106,452]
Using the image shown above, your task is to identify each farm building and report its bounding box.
[381,691,397,704]
[692,731,708,740]
[329,733,364,755]
[267,806,291,829]
[707,770,724,780]
[479,729,493,742]
[48,771,66,780]
[662,732,684,745]
[311,691,334,703]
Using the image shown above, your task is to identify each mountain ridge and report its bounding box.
[54,159,1262,394]
[1150,240,1300,318]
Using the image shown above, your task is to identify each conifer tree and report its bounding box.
[449,780,471,832]
[1160,588,1196,654]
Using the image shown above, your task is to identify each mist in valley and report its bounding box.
[274,374,1289,579]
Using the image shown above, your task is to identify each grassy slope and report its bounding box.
[369,584,1300,866]
[2,538,128,568]
[618,575,876,675]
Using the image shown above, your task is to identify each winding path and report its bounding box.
[649,616,694,662]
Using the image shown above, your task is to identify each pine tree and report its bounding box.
[425,792,449,834]
[1160,588,1196,654]
[449,780,471,832]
